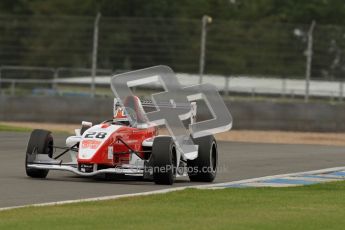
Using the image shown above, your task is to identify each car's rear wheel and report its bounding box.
[25,129,54,178]
[151,136,176,185]
[187,135,218,182]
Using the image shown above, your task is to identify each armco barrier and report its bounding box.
[0,96,344,132]
[226,100,345,132]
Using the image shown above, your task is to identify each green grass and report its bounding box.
[0,123,69,134]
[1,181,345,229]
[0,124,32,132]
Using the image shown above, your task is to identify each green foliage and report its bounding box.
[1,0,345,25]
[0,1,345,78]
[0,124,32,132]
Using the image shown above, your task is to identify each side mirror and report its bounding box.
[82,121,93,127]
[81,121,93,135]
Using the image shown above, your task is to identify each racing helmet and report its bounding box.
[113,96,147,126]
[113,103,129,122]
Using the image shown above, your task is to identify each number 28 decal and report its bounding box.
[84,132,107,139]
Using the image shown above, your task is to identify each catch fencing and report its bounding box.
[0,15,344,101]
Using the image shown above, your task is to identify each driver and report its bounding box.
[113,103,131,126]
[113,96,147,126]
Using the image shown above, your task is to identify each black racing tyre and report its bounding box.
[151,136,177,185]
[25,129,54,178]
[187,135,218,182]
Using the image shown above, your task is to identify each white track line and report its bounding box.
[1,166,345,212]
[234,182,296,187]
[281,176,341,182]
[194,166,345,189]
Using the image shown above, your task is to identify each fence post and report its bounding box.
[281,77,287,98]
[199,15,212,85]
[224,76,230,96]
[10,80,15,96]
[304,21,316,103]
[0,66,2,96]
[53,69,58,90]
[91,12,101,98]
[339,81,344,102]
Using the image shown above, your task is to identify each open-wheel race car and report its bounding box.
[25,95,218,185]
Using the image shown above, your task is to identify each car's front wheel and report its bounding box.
[25,129,54,178]
[151,136,177,185]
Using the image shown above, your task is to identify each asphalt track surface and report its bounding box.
[1,131,345,208]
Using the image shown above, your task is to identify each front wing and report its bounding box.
[27,163,145,177]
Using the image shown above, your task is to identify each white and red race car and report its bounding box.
[25,96,218,185]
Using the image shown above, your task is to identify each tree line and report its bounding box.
[0,0,345,79]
